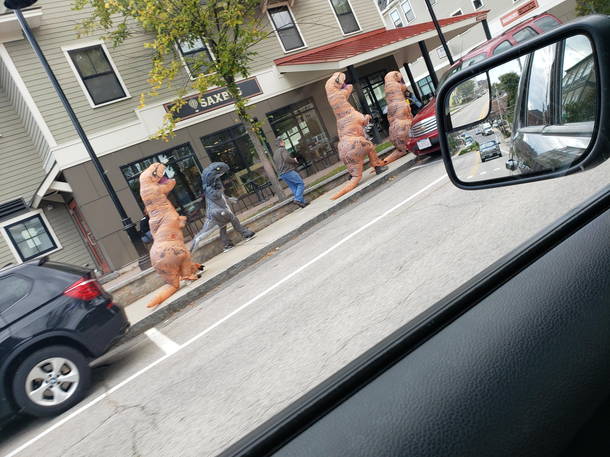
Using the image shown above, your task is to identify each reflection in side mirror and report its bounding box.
[444,34,597,184]
[448,76,490,130]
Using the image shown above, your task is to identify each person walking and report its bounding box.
[139,209,153,243]
[273,138,309,208]
[405,90,423,117]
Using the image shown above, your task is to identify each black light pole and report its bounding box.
[423,0,454,65]
[6,0,151,271]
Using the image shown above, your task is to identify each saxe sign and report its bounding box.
[163,78,263,121]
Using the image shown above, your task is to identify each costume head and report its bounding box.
[385,71,408,93]
[325,72,353,99]
[203,162,230,188]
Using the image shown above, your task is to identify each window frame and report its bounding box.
[400,0,416,23]
[120,143,205,212]
[267,6,307,54]
[390,9,403,28]
[0,210,62,263]
[176,38,215,80]
[471,0,483,10]
[328,0,361,36]
[62,42,131,109]
[451,8,463,16]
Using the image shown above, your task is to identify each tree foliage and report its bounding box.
[74,0,287,200]
[575,0,610,15]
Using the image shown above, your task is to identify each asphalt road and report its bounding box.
[3,155,610,456]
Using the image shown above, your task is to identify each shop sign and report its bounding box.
[500,0,538,27]
[164,77,263,121]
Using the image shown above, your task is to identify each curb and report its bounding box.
[122,154,427,342]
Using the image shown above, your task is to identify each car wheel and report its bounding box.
[12,345,91,417]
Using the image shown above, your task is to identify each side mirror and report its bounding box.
[436,15,610,190]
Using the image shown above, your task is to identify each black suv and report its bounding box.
[0,259,129,421]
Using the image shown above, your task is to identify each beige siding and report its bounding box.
[0,85,46,204]
[0,53,54,171]
[3,0,177,145]
[43,204,96,269]
[249,0,385,73]
[0,83,95,270]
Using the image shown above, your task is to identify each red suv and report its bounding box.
[406,13,562,156]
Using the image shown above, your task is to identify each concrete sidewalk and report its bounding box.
[120,152,428,341]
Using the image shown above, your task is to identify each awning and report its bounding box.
[274,10,489,73]
[30,162,73,209]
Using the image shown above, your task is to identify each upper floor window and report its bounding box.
[472,0,483,10]
[401,1,415,22]
[329,0,360,35]
[390,9,403,28]
[451,8,463,16]
[67,45,129,107]
[268,6,305,52]
[178,38,214,77]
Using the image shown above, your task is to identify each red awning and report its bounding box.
[274,10,489,72]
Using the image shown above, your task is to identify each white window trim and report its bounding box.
[327,0,362,37]
[62,41,131,109]
[389,8,403,29]
[267,5,308,54]
[471,0,483,10]
[175,39,217,81]
[0,209,62,264]
[400,0,416,24]
[451,8,464,16]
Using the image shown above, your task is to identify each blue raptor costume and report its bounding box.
[190,162,255,253]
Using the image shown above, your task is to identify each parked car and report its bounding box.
[406,13,562,156]
[482,122,493,135]
[475,128,482,135]
[0,259,129,422]
[479,139,502,162]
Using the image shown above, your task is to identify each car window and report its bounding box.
[525,43,556,126]
[0,275,32,314]
[561,35,596,124]
[513,27,538,44]
[492,40,513,56]
[437,54,487,90]
[535,16,561,32]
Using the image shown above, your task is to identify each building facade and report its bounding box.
[0,0,579,275]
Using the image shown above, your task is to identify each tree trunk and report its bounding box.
[240,115,287,201]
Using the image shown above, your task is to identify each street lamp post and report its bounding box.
[423,0,454,66]
[5,0,151,271]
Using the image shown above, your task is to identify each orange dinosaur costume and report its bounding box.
[139,163,203,308]
[383,71,413,166]
[325,72,388,200]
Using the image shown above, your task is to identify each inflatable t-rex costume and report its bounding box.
[139,163,203,308]
[325,72,388,200]
[190,162,255,253]
[383,71,413,166]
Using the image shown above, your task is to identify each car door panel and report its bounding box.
[223,184,610,456]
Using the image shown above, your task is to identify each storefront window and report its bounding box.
[350,71,389,135]
[418,75,435,98]
[121,144,204,213]
[267,99,336,174]
[201,124,272,201]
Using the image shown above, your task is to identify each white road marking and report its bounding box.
[5,174,448,457]
[145,328,181,355]
[480,171,487,175]
[494,168,501,171]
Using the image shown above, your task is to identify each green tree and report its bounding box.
[454,79,476,103]
[73,0,287,200]
[575,0,610,15]
[492,71,520,126]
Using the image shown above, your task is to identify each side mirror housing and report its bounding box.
[436,14,610,190]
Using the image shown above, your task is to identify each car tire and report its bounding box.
[12,345,91,417]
